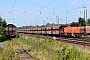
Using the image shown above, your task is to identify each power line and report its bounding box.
[12,0,16,12]
[30,0,90,22]
[46,3,90,19]
[22,0,77,19]
[23,0,57,11]
[37,3,89,25]
[8,0,16,23]
[59,3,90,15]
[29,0,56,17]
[23,0,76,14]
[9,0,16,14]
[23,0,39,13]
[6,0,90,25]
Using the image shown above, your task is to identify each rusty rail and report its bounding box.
[16,43,39,60]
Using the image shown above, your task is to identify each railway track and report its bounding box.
[56,37,90,46]
[16,43,39,60]
[23,34,90,46]
[38,35,90,46]
[16,48,33,60]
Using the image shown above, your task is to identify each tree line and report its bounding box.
[72,17,90,26]
[17,17,90,29]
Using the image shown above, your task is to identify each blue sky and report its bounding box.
[0,0,90,27]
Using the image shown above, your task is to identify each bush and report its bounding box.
[16,33,19,38]
[84,33,88,36]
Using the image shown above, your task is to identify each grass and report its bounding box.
[0,40,18,60]
[0,34,90,60]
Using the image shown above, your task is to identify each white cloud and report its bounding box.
[34,0,40,2]
[71,0,86,3]
[33,0,40,2]
[23,18,30,20]
[5,13,12,17]
[5,11,21,17]
[33,0,43,3]
[70,0,87,6]
[71,0,79,3]
[14,12,20,15]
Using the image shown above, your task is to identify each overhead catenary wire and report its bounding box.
[23,0,76,14]
[21,0,75,25]
[28,0,56,17]
[22,0,57,25]
[39,3,89,25]
[9,0,17,14]
[46,3,90,19]
[6,0,90,26]
[25,0,89,22]
[23,0,57,12]
[22,0,90,26]
[8,0,17,24]
[8,0,16,19]
[22,0,81,21]
[23,0,39,13]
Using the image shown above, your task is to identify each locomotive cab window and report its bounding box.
[13,28,16,30]
[9,27,12,30]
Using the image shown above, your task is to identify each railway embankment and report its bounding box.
[0,34,90,60]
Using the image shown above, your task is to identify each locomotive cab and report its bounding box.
[5,24,16,38]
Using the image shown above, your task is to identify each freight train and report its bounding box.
[17,24,90,37]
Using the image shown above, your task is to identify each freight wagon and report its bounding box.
[17,24,90,37]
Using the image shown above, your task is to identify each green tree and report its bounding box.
[0,17,7,36]
[87,18,90,26]
[78,17,86,26]
[0,17,3,26]
[2,19,7,27]
[71,22,79,25]
[46,23,51,27]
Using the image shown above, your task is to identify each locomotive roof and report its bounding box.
[6,24,16,27]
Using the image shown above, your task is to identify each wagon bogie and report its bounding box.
[74,34,82,38]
